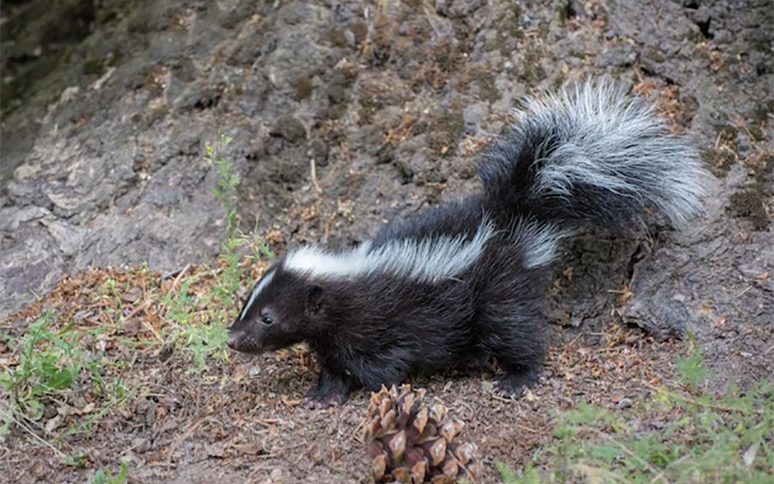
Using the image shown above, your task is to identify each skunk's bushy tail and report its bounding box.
[479,81,710,230]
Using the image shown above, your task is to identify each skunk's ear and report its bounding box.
[307,285,323,313]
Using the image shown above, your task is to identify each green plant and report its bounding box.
[213,231,275,306]
[497,343,774,483]
[153,134,277,373]
[205,133,239,241]
[155,135,276,372]
[158,279,226,372]
[0,311,130,440]
[498,461,543,484]
[91,461,129,484]
[1,312,82,421]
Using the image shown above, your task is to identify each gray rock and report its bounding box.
[0,0,772,398]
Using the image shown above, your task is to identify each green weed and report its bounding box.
[91,461,129,484]
[498,343,774,483]
[204,131,274,304]
[1,312,84,421]
[0,311,129,438]
[205,132,239,241]
[155,135,275,373]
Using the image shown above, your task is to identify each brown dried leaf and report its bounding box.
[123,317,142,335]
[121,287,143,303]
[231,443,265,456]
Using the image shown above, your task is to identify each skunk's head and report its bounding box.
[227,259,324,354]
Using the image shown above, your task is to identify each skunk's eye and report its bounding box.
[261,315,274,326]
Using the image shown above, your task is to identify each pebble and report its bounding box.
[270,468,283,481]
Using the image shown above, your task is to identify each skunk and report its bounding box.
[228,80,710,408]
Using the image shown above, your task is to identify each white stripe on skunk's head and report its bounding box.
[284,220,495,284]
[237,267,277,322]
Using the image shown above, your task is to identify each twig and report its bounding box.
[310,158,321,193]
[166,416,212,469]
[124,298,151,320]
[515,423,540,434]
[2,409,66,460]
[247,464,280,480]
[735,285,753,298]
[555,333,584,365]
[648,454,692,484]
[142,317,162,343]
[253,418,280,427]
[583,426,666,482]
[170,264,191,293]
[349,416,366,443]
[13,461,37,483]
[422,5,442,37]
[293,444,316,465]
[736,118,766,153]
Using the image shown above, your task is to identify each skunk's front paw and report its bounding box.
[493,368,540,399]
[304,387,348,409]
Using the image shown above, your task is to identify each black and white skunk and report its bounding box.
[228,81,710,408]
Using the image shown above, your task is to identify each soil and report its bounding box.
[1,0,772,483]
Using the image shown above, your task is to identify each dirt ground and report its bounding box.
[1,0,772,483]
[1,265,685,484]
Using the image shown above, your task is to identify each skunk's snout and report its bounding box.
[227,327,260,354]
[227,331,239,350]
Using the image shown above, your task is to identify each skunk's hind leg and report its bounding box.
[476,292,546,398]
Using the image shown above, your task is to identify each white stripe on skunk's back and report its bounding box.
[285,220,496,284]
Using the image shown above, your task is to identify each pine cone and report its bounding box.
[364,385,482,483]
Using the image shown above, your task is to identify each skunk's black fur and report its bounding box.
[228,81,710,408]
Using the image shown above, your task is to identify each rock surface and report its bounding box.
[2,0,772,392]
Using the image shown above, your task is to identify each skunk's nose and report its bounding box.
[227,332,239,350]
[227,329,258,353]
